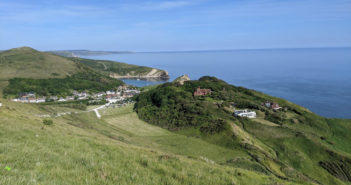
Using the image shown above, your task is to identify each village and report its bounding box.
[11,85,141,105]
[194,87,282,119]
[4,85,283,120]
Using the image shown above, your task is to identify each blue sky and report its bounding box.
[0,0,350,51]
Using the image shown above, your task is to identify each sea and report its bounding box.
[86,48,351,119]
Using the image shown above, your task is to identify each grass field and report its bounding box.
[102,106,248,164]
[0,47,82,80]
[0,101,296,185]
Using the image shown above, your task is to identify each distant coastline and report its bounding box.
[45,46,351,57]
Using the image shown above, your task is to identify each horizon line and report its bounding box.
[1,46,351,53]
[135,46,351,53]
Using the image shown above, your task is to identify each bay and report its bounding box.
[86,48,351,119]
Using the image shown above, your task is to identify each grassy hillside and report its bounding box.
[71,57,169,79]
[0,99,296,184]
[0,47,171,97]
[134,76,351,185]
[0,47,83,80]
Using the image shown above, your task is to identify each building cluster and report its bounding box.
[262,101,282,110]
[12,92,46,103]
[193,86,284,120]
[234,101,282,119]
[11,85,140,104]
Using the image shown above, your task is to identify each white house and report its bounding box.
[27,92,36,97]
[66,96,75,101]
[118,85,128,91]
[106,96,124,103]
[234,109,256,119]
[50,96,58,101]
[74,92,88,98]
[58,98,67,102]
[78,96,87,100]
[95,92,106,98]
[36,98,46,103]
[0,102,2,107]
[106,90,116,95]
[28,98,37,103]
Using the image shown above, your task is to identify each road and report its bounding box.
[92,103,110,119]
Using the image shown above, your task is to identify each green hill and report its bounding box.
[71,57,169,79]
[0,47,83,80]
[0,47,126,98]
[134,76,351,185]
[0,46,168,81]
[0,47,167,98]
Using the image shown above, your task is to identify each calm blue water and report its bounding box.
[87,48,351,119]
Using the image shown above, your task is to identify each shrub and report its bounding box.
[200,119,226,134]
[43,119,53,125]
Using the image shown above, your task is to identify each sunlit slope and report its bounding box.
[0,47,83,80]
[134,76,351,185]
[0,101,296,185]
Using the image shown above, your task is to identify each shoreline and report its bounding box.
[111,76,170,80]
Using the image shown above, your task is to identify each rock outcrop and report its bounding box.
[173,74,190,85]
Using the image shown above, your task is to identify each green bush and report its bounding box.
[200,119,226,134]
[43,119,53,126]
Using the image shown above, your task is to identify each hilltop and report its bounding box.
[0,47,83,80]
[134,76,351,184]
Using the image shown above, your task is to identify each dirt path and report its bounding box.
[99,62,108,70]
[94,109,101,118]
[93,104,109,119]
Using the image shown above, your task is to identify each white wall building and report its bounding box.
[28,98,37,103]
[58,98,67,102]
[106,90,116,95]
[234,109,256,119]
[36,98,46,103]
[66,96,75,101]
